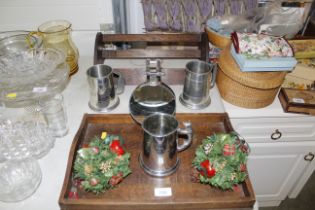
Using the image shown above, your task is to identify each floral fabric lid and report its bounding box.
[231,32,294,58]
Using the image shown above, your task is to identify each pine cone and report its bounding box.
[109,172,124,186]
[190,167,200,183]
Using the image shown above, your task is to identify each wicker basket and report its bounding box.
[205,27,231,49]
[217,46,287,108]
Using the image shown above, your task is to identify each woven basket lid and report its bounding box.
[219,46,287,89]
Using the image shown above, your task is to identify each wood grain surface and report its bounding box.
[59,113,255,210]
[93,32,209,85]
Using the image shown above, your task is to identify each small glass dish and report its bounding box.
[0,158,42,202]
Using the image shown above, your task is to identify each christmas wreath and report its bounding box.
[73,132,131,194]
[191,132,249,190]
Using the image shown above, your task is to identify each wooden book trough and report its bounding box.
[93,32,209,85]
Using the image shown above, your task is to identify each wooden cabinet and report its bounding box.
[224,101,315,207]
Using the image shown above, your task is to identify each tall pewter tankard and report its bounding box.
[179,60,217,109]
[139,113,193,177]
[86,64,122,112]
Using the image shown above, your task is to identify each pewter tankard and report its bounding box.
[179,60,217,109]
[139,113,193,177]
[86,64,119,112]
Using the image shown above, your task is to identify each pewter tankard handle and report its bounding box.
[113,72,125,95]
[177,121,193,152]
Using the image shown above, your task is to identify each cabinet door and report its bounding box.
[247,142,315,207]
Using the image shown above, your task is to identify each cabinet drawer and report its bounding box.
[230,117,315,143]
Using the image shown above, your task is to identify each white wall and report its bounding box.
[0,0,145,55]
[126,0,145,34]
[0,0,146,33]
[0,0,113,31]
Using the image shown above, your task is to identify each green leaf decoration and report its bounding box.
[73,134,131,194]
[192,132,250,190]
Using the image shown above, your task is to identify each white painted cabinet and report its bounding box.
[223,99,315,207]
[246,141,315,206]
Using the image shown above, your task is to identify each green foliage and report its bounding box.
[73,134,131,194]
[192,132,249,190]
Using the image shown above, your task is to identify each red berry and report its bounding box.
[68,191,79,199]
[110,140,125,155]
[200,160,216,178]
[200,159,210,168]
[206,167,216,177]
[68,187,79,199]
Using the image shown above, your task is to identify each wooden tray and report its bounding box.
[59,113,255,210]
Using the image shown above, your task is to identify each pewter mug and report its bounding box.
[86,64,121,112]
[139,113,193,177]
[179,60,217,109]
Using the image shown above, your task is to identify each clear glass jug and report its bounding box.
[36,20,79,76]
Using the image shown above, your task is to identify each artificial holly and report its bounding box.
[192,132,249,190]
[109,140,125,155]
[73,132,131,194]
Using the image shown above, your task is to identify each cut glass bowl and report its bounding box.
[0,119,55,162]
[0,158,42,202]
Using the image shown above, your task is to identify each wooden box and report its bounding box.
[278,88,315,115]
[59,113,255,210]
